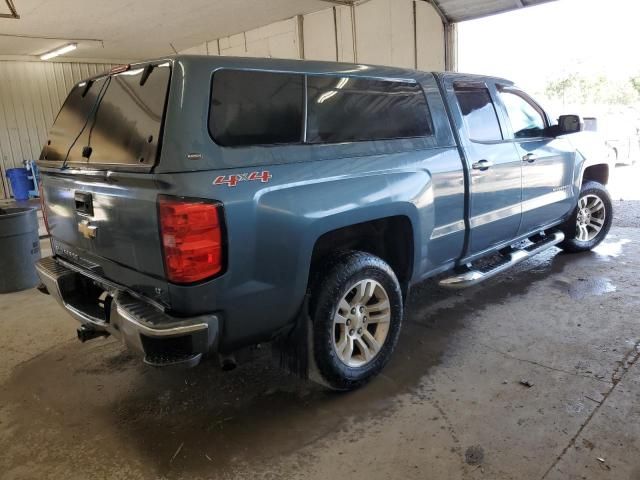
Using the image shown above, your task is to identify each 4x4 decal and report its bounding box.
[213,171,272,187]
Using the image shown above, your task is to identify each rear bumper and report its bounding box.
[36,256,219,367]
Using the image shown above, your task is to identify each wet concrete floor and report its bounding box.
[1,220,639,479]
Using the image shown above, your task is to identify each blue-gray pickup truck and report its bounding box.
[36,56,612,390]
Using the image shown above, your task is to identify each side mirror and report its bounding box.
[557,115,583,135]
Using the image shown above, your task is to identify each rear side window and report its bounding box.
[210,70,304,146]
[454,86,503,142]
[306,76,431,143]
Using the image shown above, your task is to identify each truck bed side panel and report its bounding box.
[161,148,465,348]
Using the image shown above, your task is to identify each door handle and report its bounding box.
[522,153,537,163]
[472,160,493,171]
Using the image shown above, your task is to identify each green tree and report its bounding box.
[545,74,578,105]
[544,73,639,106]
[630,75,640,97]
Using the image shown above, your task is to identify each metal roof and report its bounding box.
[428,0,558,23]
[322,0,559,23]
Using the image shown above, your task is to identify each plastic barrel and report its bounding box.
[0,207,41,293]
[6,168,31,201]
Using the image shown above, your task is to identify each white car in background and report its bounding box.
[578,114,639,167]
[600,114,640,166]
[569,129,616,171]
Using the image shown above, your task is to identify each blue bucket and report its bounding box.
[6,168,31,201]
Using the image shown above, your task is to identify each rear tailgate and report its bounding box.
[39,61,172,305]
[42,170,169,303]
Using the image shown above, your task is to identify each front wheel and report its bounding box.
[310,251,403,391]
[559,181,613,253]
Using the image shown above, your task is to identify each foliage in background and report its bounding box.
[631,75,640,98]
[544,73,639,106]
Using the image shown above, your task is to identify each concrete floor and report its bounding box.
[1,173,639,479]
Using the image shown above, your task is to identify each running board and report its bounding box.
[439,231,565,289]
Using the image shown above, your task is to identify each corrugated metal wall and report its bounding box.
[180,0,445,69]
[0,61,115,199]
[0,0,446,199]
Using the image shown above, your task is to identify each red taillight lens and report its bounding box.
[158,195,225,284]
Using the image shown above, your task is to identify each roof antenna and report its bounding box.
[169,42,178,54]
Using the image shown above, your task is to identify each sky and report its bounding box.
[458,0,640,94]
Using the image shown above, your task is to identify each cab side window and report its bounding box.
[498,88,547,139]
[454,85,503,142]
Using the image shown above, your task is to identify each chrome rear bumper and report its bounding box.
[36,256,219,367]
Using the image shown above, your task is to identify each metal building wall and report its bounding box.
[0,0,447,199]
[180,0,446,71]
[0,61,115,199]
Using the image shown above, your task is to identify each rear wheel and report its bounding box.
[310,251,403,391]
[559,181,613,253]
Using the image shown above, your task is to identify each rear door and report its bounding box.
[444,78,522,256]
[495,86,576,235]
[38,62,172,302]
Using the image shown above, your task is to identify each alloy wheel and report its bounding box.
[332,279,391,368]
[575,193,606,242]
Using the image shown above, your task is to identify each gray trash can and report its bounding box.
[0,207,41,293]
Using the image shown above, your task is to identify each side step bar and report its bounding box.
[439,231,565,289]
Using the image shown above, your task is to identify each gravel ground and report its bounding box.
[613,200,640,228]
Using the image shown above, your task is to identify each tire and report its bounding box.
[559,181,613,253]
[310,251,403,391]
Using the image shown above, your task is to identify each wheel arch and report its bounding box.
[308,214,416,300]
[581,162,609,186]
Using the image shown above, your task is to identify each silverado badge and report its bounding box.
[78,220,97,239]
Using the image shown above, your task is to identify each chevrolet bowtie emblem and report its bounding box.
[78,220,97,239]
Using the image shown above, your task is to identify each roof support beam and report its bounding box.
[425,0,450,23]
[318,0,373,5]
[445,22,457,71]
[427,0,557,23]
[0,0,19,19]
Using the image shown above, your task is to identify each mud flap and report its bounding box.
[271,294,329,387]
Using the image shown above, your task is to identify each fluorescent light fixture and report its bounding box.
[40,43,77,60]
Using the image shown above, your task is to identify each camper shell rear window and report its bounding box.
[41,62,171,168]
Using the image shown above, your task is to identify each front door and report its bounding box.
[495,86,576,236]
[446,79,523,256]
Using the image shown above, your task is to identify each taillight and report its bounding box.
[38,182,51,236]
[158,195,225,284]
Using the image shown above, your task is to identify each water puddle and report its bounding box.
[593,237,631,259]
[567,277,617,300]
